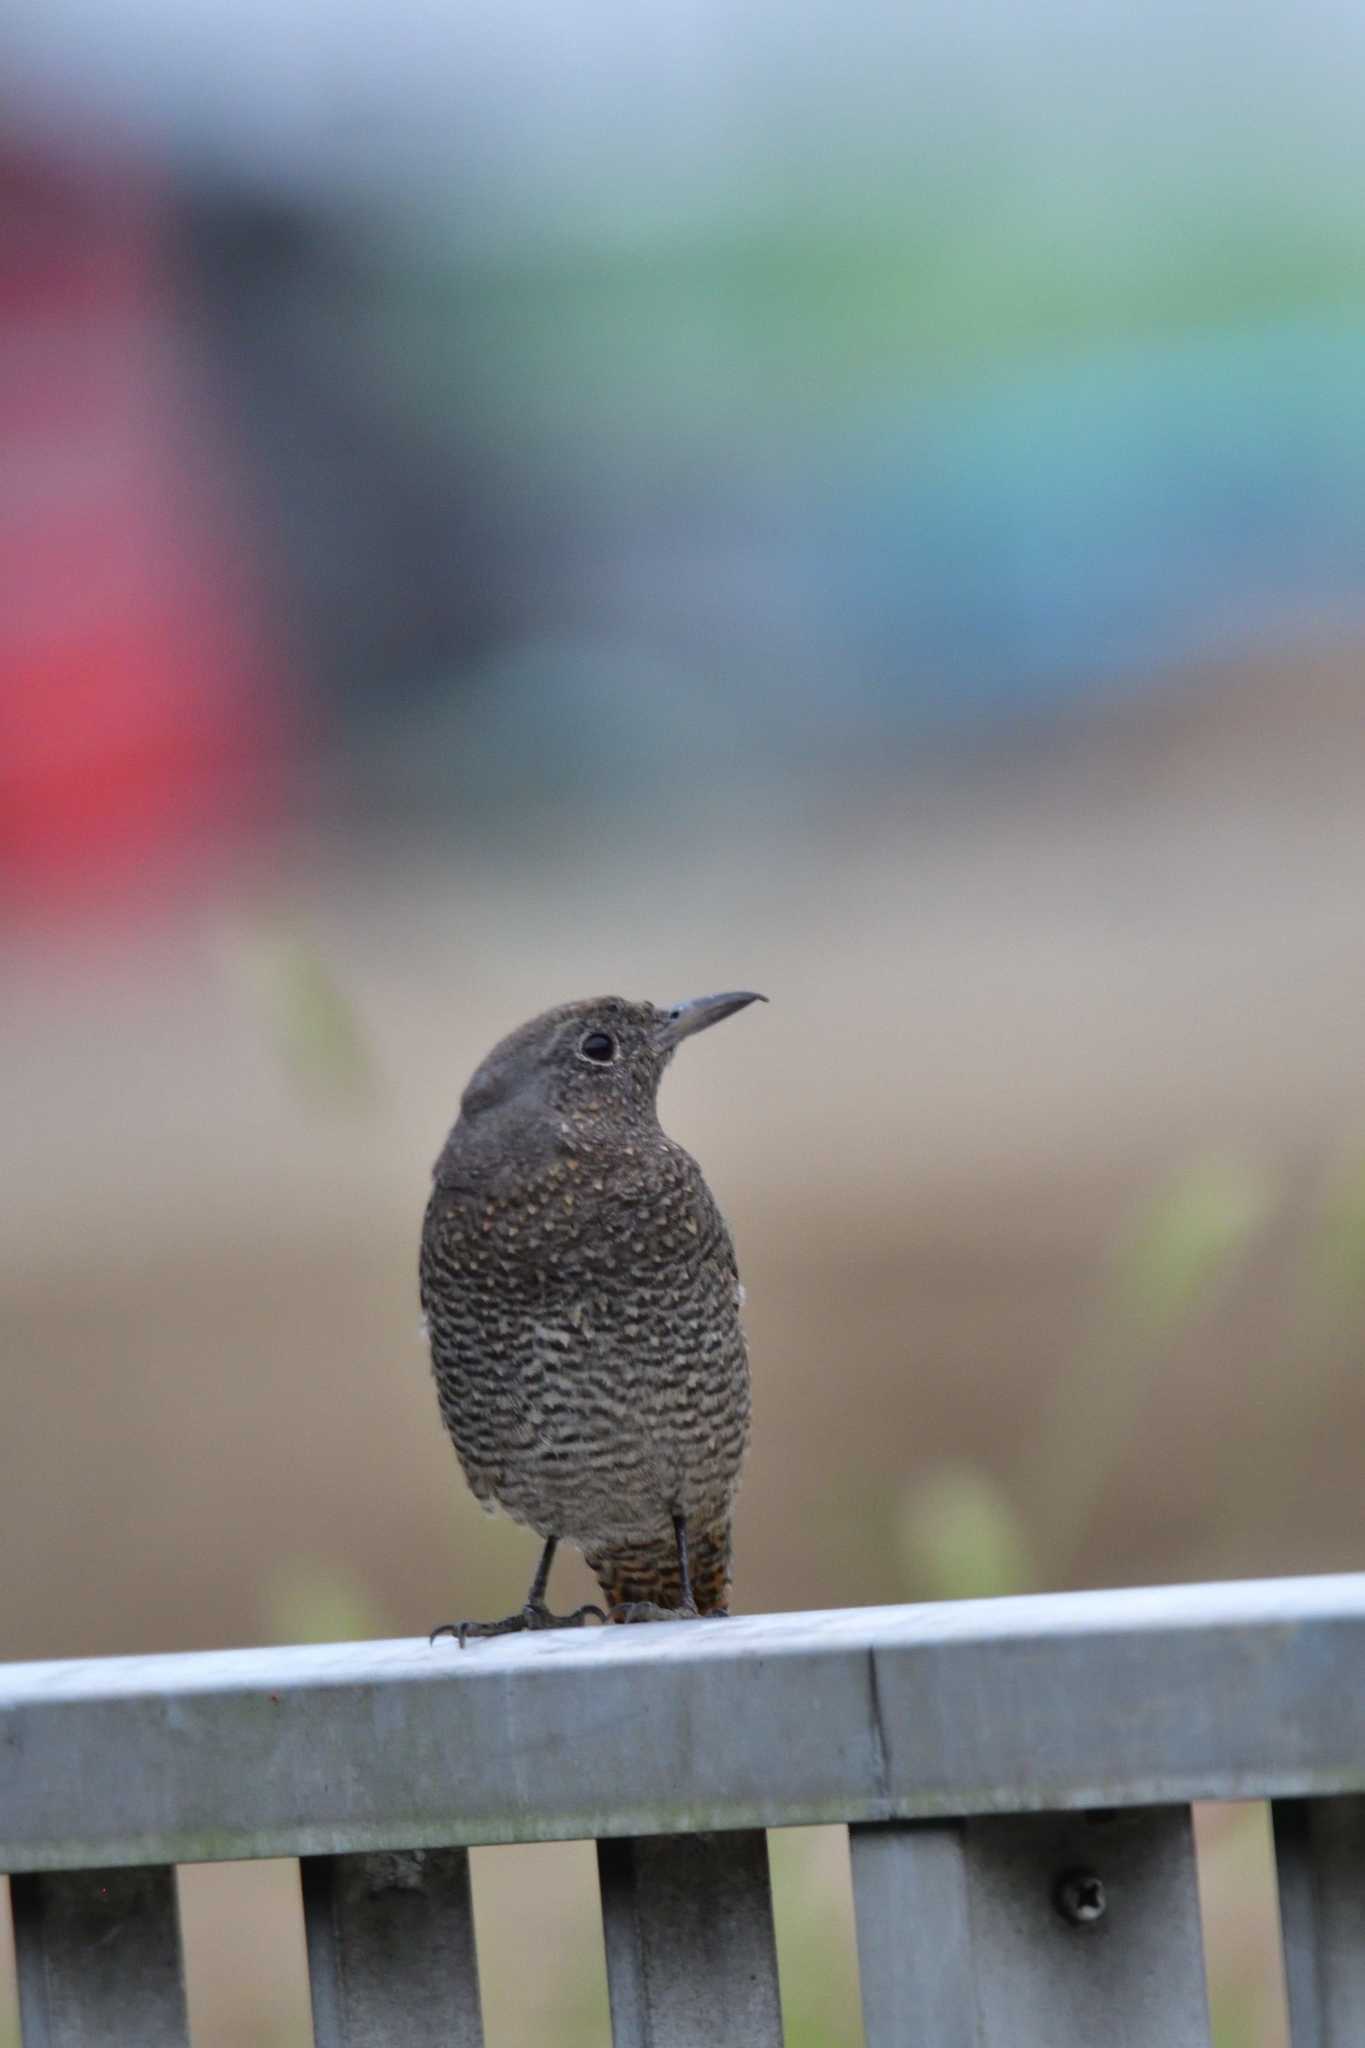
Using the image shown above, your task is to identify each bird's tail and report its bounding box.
[587,1521,731,1617]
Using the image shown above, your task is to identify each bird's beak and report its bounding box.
[656,990,767,1051]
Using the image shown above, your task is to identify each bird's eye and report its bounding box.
[579,1030,616,1064]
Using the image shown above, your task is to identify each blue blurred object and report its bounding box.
[817,316,1365,716]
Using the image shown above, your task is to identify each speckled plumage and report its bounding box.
[420,993,763,1627]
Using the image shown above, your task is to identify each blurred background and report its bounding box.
[4,0,1365,2039]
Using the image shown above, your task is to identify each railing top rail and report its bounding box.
[4,1573,1364,1874]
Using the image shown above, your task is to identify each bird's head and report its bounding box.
[445,991,766,1173]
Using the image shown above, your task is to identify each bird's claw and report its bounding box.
[430,1600,605,1649]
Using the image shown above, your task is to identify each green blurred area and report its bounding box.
[384,202,1365,455]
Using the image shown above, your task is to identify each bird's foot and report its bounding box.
[608,1600,701,1624]
[430,1600,605,1650]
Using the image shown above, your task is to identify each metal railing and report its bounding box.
[4,1573,1364,2044]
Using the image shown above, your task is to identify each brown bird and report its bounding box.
[421,991,764,1640]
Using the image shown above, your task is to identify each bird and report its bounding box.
[420,990,765,1641]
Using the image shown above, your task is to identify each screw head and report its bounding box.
[1054,1867,1107,1925]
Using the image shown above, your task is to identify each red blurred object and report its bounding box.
[0,140,294,918]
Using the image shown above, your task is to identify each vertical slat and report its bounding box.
[850,1820,976,2048]
[301,1848,484,2048]
[598,1830,783,2048]
[1274,1796,1365,2045]
[850,1806,1211,2048]
[9,1865,189,2048]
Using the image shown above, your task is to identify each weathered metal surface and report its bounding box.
[9,1864,190,2047]
[598,1830,782,2047]
[851,1808,1210,2046]
[3,1575,1365,1871]
[1274,1797,1365,2044]
[850,1821,977,2048]
[301,1847,484,2048]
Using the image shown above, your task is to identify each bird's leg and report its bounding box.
[610,1515,703,1623]
[431,1537,605,1649]
[674,1514,699,1615]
